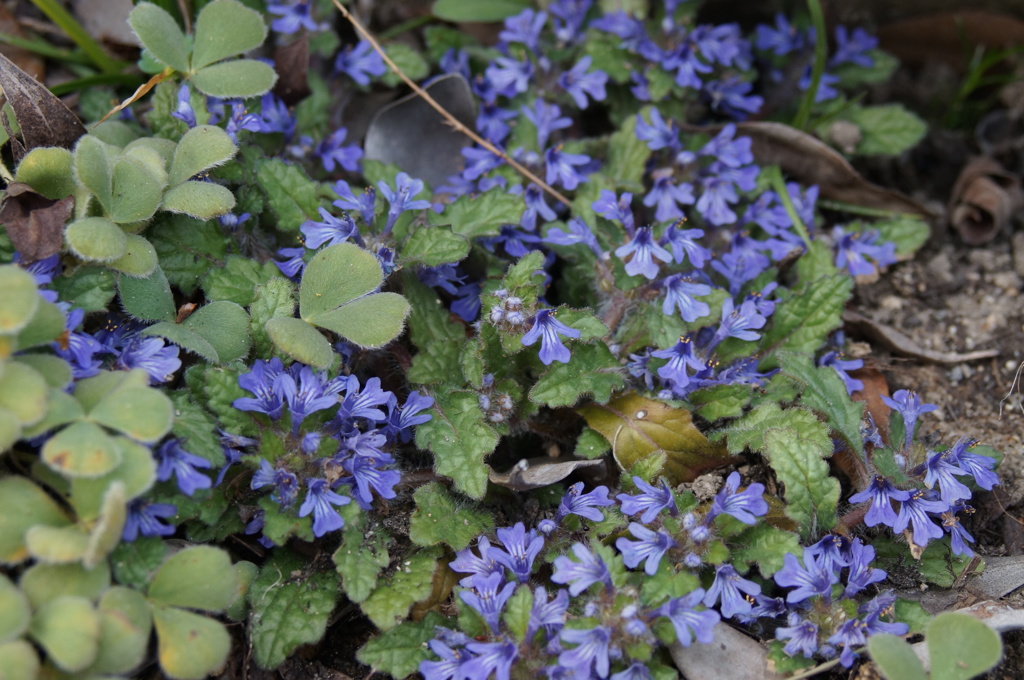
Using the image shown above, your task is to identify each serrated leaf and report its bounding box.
[689,384,752,421]
[28,596,100,672]
[65,217,127,263]
[428,187,522,239]
[203,255,277,306]
[917,540,976,588]
[729,524,802,578]
[928,612,1002,680]
[868,216,930,257]
[869,634,927,680]
[148,546,238,612]
[51,266,115,312]
[152,605,230,680]
[169,125,237,185]
[401,224,470,266]
[409,482,494,550]
[149,214,227,294]
[361,547,442,630]
[191,59,278,98]
[118,265,175,322]
[168,392,224,465]
[250,277,296,356]
[191,0,268,70]
[310,292,411,349]
[188,364,254,435]
[579,393,734,486]
[529,343,625,407]
[128,2,190,73]
[608,113,650,189]
[403,273,464,347]
[357,612,446,679]
[0,265,40,335]
[414,390,498,499]
[407,340,462,385]
[764,425,839,535]
[759,275,852,362]
[161,180,236,219]
[780,352,865,458]
[264,317,334,368]
[110,536,168,589]
[849,104,927,156]
[248,551,339,669]
[333,516,390,604]
[584,32,637,84]
[256,158,322,230]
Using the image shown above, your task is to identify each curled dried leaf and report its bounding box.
[487,457,605,491]
[948,156,1024,245]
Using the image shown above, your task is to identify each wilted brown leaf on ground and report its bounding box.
[274,36,311,106]
[0,52,85,161]
[948,156,1024,245]
[0,182,73,263]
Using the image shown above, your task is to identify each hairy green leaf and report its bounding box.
[249,277,296,357]
[152,605,230,679]
[407,340,462,385]
[409,482,494,550]
[760,275,852,363]
[928,612,1002,680]
[202,256,278,306]
[401,224,471,266]
[529,343,625,407]
[607,113,650,190]
[118,265,175,322]
[128,2,189,73]
[357,614,446,679]
[429,187,522,239]
[168,125,237,185]
[415,390,498,499]
[191,0,268,71]
[729,524,802,578]
[849,104,927,156]
[361,547,442,631]
[191,59,278,98]
[333,516,389,604]
[780,352,864,458]
[256,158,322,230]
[265,316,334,369]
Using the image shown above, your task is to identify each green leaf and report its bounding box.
[18,561,110,609]
[0,477,69,565]
[149,214,227,295]
[585,32,637,84]
[203,255,277,306]
[191,0,268,70]
[168,125,237,185]
[866,216,930,257]
[256,158,323,230]
[409,482,494,550]
[118,265,175,322]
[10,300,64,352]
[928,612,1002,680]
[575,427,611,459]
[300,242,382,318]
[333,517,390,604]
[161,180,236,220]
[28,596,100,672]
[128,2,190,72]
[145,320,219,362]
[868,634,927,680]
[74,135,114,209]
[110,536,168,590]
[250,277,296,356]
[0,573,30,644]
[380,43,429,88]
[181,300,251,363]
[191,59,278,98]
[529,343,625,407]
[51,266,115,312]
[428,187,522,239]
[762,415,839,535]
[361,547,441,631]
[14,147,75,199]
[578,393,734,486]
[109,156,165,224]
[689,384,752,421]
[148,546,238,612]
[502,585,533,644]
[41,420,121,478]
[917,540,977,588]
[265,317,334,368]
[0,640,39,680]
[152,605,230,680]
[432,0,529,22]
[401,224,471,266]
[86,586,152,676]
[407,340,462,385]
[24,524,88,564]
[83,480,127,569]
[109,233,159,278]
[357,612,446,679]
[729,524,802,578]
[168,392,224,465]
[186,364,253,435]
[607,113,651,190]
[779,353,865,458]
[89,384,174,443]
[65,217,127,263]
[415,390,498,499]
[0,361,48,426]
[403,273,464,347]
[0,266,39,335]
[70,436,156,518]
[759,275,852,363]
[248,550,339,669]
[310,292,411,349]
[849,104,927,156]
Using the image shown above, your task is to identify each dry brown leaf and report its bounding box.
[850,367,892,446]
[0,182,73,263]
[948,156,1024,245]
[0,52,85,161]
[843,309,1000,364]
[273,36,311,107]
[878,10,1024,71]
[488,457,605,491]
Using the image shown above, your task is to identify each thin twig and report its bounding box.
[329,0,572,207]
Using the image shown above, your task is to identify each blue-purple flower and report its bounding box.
[558,56,608,109]
[558,625,613,678]
[379,172,432,234]
[653,589,719,647]
[892,490,947,547]
[661,275,712,322]
[776,618,818,658]
[617,476,677,523]
[155,439,212,496]
[551,543,612,596]
[848,476,911,528]
[522,309,581,365]
[493,522,545,583]
[335,40,387,85]
[544,146,591,190]
[703,564,761,619]
[616,522,677,575]
[251,459,300,507]
[774,548,840,603]
[615,227,673,280]
[123,499,177,541]
[460,571,516,633]
[883,389,937,450]
[554,482,613,522]
[708,471,769,525]
[298,478,351,537]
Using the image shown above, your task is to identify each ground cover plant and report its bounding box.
[0,0,1017,678]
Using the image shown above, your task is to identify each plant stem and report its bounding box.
[768,165,813,249]
[29,0,121,74]
[818,198,923,220]
[329,0,572,207]
[379,15,433,40]
[792,0,826,131]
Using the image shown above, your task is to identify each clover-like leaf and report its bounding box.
[118,265,175,322]
[73,135,114,209]
[0,477,69,564]
[89,385,173,443]
[0,408,19,454]
[0,265,40,335]
[144,321,219,362]
[109,156,165,224]
[86,586,153,676]
[0,640,39,680]
[14,147,75,199]
[168,125,237,185]
[129,3,190,73]
[928,612,1003,680]
[24,524,89,564]
[0,361,48,427]
[578,393,735,485]
[19,561,111,609]
[191,59,278,98]
[148,546,238,612]
[300,242,382,318]
[191,0,268,71]
[11,299,66,352]
[0,573,31,644]
[178,300,251,363]
[309,292,411,349]
[83,481,127,568]
[152,605,231,680]
[264,316,334,369]
[65,217,127,264]
[28,596,101,672]
[13,354,72,389]
[109,234,160,280]
[42,420,121,478]
[869,634,927,680]
[161,181,236,220]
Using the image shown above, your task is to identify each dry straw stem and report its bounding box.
[330,0,572,207]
